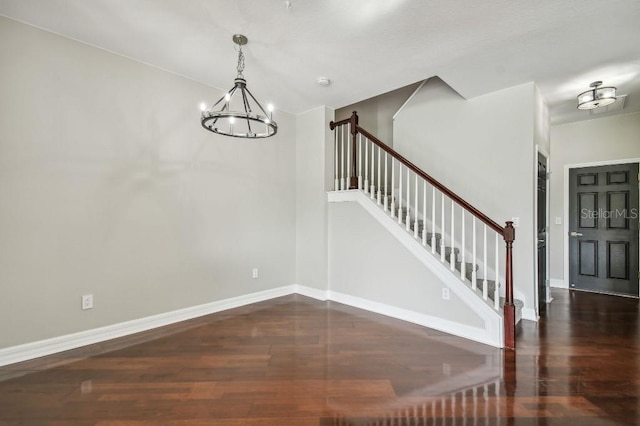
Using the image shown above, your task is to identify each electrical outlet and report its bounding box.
[80,380,93,395]
[442,288,450,300]
[81,294,93,310]
[252,268,259,279]
[442,363,451,376]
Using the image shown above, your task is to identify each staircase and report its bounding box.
[330,111,519,349]
[394,204,524,321]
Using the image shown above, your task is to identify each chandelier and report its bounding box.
[577,81,617,110]
[201,34,277,138]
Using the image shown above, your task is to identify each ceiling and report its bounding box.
[1,0,639,124]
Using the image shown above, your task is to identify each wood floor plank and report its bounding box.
[0,290,638,424]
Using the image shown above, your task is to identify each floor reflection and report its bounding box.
[0,290,637,425]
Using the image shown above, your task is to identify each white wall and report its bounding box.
[393,78,541,317]
[0,17,297,349]
[549,112,640,285]
[295,106,334,290]
[534,86,551,155]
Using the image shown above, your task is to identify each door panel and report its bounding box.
[569,163,639,297]
[607,241,629,280]
[578,240,598,276]
[578,193,597,228]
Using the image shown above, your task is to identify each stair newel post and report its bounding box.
[503,221,516,350]
[329,119,339,190]
[349,111,359,189]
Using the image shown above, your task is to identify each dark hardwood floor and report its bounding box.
[0,288,638,425]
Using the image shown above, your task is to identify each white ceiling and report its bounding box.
[1,0,639,124]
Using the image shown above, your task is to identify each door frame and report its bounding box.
[534,145,550,317]
[563,158,640,296]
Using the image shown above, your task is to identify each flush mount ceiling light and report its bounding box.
[577,81,617,110]
[201,34,277,138]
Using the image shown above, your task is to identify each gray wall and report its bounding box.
[393,78,544,317]
[328,202,483,327]
[549,112,640,285]
[295,107,334,290]
[0,17,297,348]
[335,82,422,146]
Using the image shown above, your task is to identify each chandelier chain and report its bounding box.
[236,45,245,78]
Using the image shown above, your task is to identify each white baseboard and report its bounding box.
[0,281,507,367]
[550,278,568,289]
[327,289,502,348]
[293,284,328,301]
[0,285,296,367]
[521,308,538,322]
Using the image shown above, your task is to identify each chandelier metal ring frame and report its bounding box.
[201,34,277,139]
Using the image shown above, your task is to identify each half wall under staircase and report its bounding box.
[329,112,519,349]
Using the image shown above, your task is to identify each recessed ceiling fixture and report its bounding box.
[577,81,617,110]
[201,34,277,138]
[317,77,331,87]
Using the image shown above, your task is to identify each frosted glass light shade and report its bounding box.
[577,82,617,110]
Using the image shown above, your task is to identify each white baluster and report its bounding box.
[414,175,419,238]
[391,160,395,218]
[340,126,345,190]
[377,146,382,204]
[346,123,351,188]
[422,180,427,245]
[334,128,338,191]
[495,232,500,310]
[472,218,477,290]
[495,380,500,419]
[462,388,467,421]
[461,210,466,280]
[358,134,362,190]
[383,152,388,211]
[440,193,445,262]
[450,200,455,271]
[473,387,478,422]
[364,138,369,194]
[405,170,411,231]
[431,187,436,253]
[483,224,488,299]
[451,395,456,423]
[370,139,376,197]
[398,165,403,224]
[484,384,489,420]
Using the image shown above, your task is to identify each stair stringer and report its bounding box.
[329,189,504,348]
[393,187,500,286]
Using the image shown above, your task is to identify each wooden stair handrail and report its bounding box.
[331,112,504,235]
[330,111,516,350]
[358,126,504,235]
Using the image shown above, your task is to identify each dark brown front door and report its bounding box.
[537,153,547,314]
[569,163,639,297]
